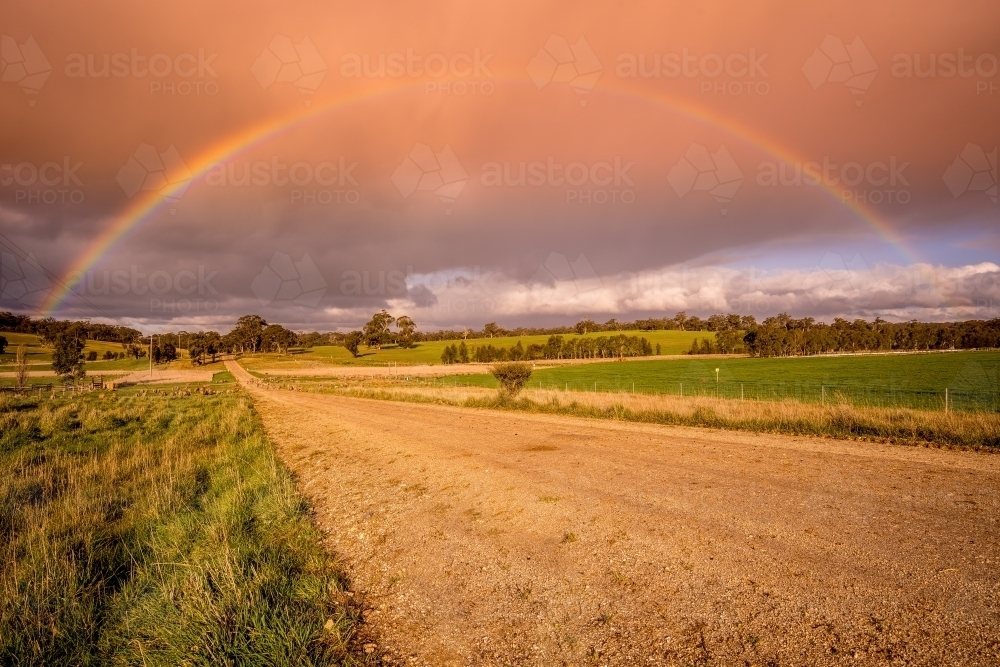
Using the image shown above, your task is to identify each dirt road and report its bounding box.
[245,384,1000,665]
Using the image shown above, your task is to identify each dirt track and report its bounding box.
[244,382,1000,665]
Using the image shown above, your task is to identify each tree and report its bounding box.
[396,316,416,348]
[14,344,29,390]
[233,315,267,353]
[363,310,395,349]
[458,340,469,363]
[575,319,597,335]
[120,328,144,359]
[188,331,221,365]
[151,339,178,364]
[344,331,363,358]
[441,344,459,364]
[52,330,85,380]
[490,362,533,397]
[482,322,503,338]
[262,324,297,354]
[160,341,177,363]
[715,329,745,354]
[0,335,6,354]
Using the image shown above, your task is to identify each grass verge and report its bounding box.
[0,386,363,666]
[281,381,1000,450]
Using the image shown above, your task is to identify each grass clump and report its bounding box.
[0,388,362,666]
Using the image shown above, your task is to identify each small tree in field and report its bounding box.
[490,362,533,398]
[344,331,363,358]
[15,345,29,390]
[52,332,85,381]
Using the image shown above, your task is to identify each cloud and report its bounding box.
[381,261,1000,327]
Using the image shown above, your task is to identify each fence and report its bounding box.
[0,379,108,394]
[429,376,998,413]
[570,379,997,413]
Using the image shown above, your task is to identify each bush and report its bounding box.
[490,362,533,397]
[86,350,98,361]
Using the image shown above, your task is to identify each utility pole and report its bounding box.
[149,335,153,377]
[715,368,720,397]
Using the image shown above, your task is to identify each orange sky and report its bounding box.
[2,0,998,328]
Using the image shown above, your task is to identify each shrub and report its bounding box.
[490,362,533,397]
[86,350,98,361]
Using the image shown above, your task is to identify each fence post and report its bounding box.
[680,382,683,398]
[741,383,744,401]
[822,385,825,405]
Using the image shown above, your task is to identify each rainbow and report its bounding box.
[41,75,918,316]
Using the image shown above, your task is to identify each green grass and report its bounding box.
[0,387,362,665]
[431,350,1000,412]
[0,333,153,372]
[213,370,236,383]
[239,330,711,370]
[0,332,127,363]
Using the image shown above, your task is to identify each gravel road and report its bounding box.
[244,384,1000,666]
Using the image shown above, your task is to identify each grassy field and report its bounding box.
[0,385,362,665]
[239,329,712,370]
[0,332,199,373]
[427,350,1000,412]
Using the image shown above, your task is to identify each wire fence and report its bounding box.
[429,376,998,413]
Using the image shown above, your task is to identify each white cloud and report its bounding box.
[386,261,1000,325]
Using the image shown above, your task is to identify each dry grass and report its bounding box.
[283,382,1000,449]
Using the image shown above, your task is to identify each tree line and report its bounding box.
[4,310,998,371]
[442,334,656,364]
[687,314,1000,357]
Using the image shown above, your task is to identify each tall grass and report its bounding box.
[0,389,363,666]
[287,381,1000,449]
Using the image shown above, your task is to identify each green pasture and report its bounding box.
[434,350,1000,412]
[239,329,712,370]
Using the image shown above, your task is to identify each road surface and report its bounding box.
[230,363,1000,666]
